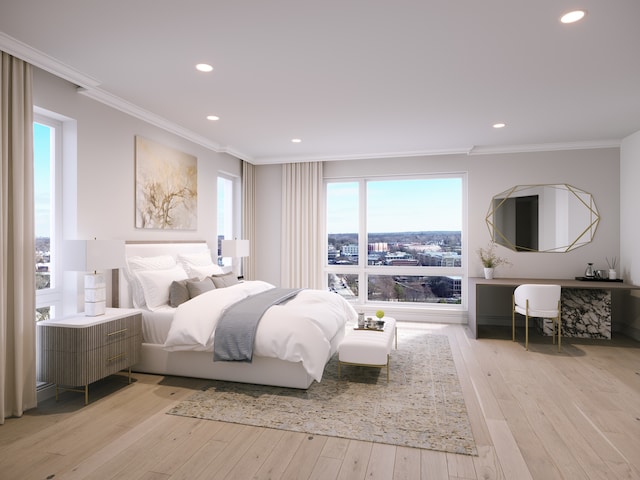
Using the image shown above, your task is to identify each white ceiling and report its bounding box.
[1,1,639,164]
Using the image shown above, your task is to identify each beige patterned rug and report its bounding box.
[167,330,477,455]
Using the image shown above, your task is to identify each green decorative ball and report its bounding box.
[375,310,385,319]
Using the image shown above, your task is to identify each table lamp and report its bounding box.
[221,239,250,277]
[63,239,125,316]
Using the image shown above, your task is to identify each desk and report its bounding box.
[468,277,640,339]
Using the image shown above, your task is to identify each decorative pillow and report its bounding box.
[136,265,188,311]
[210,272,240,288]
[186,277,216,298]
[125,255,177,308]
[169,278,197,308]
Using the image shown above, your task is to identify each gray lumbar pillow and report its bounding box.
[210,272,240,288]
[169,278,194,307]
[187,277,216,298]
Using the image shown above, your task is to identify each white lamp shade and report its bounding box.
[63,239,126,272]
[221,239,250,258]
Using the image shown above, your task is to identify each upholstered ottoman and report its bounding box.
[338,317,397,381]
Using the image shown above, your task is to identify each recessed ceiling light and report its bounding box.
[493,123,506,129]
[560,10,586,24]
[196,63,213,72]
[291,138,302,143]
[206,115,220,121]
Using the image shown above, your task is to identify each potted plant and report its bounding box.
[477,242,511,279]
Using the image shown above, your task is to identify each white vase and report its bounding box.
[609,269,617,280]
[484,267,494,279]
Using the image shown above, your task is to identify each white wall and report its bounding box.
[255,148,621,299]
[33,68,241,312]
[620,129,640,338]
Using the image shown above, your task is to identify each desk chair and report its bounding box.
[512,284,562,351]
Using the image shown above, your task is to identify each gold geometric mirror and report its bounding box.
[486,184,600,252]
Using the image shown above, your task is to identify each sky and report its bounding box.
[34,122,52,238]
[327,178,462,234]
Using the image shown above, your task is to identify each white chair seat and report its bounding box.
[512,284,562,351]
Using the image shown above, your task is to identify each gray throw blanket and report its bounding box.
[213,287,302,362]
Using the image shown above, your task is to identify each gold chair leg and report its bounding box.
[557,315,562,352]
[525,299,529,351]
[512,295,516,342]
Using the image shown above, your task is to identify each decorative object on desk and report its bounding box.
[63,239,126,316]
[606,256,618,281]
[477,242,511,279]
[376,309,385,319]
[221,239,250,277]
[357,312,365,328]
[584,262,595,278]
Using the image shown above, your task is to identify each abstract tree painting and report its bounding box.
[135,136,197,230]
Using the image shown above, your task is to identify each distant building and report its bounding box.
[341,244,359,257]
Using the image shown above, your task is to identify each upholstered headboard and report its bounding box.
[116,241,210,308]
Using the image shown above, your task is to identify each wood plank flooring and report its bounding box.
[1,323,639,479]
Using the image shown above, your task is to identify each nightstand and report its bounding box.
[37,308,142,405]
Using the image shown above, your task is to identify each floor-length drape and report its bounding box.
[241,160,256,280]
[281,162,323,289]
[0,52,36,423]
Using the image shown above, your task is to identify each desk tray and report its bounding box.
[575,276,623,282]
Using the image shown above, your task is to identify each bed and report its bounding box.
[117,241,356,389]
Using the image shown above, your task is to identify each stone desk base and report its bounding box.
[537,289,611,339]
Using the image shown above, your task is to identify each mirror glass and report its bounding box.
[486,184,600,253]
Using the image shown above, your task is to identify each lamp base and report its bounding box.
[85,301,106,316]
[85,273,106,316]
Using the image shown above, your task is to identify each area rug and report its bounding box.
[167,330,477,455]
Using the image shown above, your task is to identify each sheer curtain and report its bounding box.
[281,161,323,289]
[0,52,37,423]
[241,160,256,280]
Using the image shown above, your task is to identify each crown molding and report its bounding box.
[1,31,253,161]
[0,31,100,89]
[252,147,474,165]
[2,31,622,165]
[77,87,248,158]
[468,139,621,155]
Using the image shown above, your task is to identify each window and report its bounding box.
[217,174,240,266]
[34,114,63,321]
[326,175,465,308]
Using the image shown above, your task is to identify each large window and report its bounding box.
[326,175,464,307]
[34,114,62,321]
[217,174,241,267]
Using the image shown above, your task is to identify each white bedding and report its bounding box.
[163,280,356,382]
[141,307,175,345]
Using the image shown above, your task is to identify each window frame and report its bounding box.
[324,173,467,311]
[217,172,242,266]
[34,112,63,318]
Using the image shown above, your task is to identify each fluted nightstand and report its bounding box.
[37,308,142,404]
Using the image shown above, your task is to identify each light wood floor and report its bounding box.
[2,323,639,480]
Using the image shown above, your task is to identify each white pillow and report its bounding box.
[136,265,188,311]
[178,251,214,267]
[178,251,225,279]
[125,255,177,308]
[187,263,225,279]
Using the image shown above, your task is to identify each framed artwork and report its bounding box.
[135,136,197,230]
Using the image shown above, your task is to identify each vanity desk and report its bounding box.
[467,277,640,339]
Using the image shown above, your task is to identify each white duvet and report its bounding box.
[163,281,357,381]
